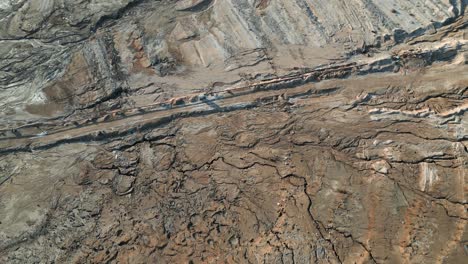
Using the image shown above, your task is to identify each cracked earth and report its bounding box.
[0,0,467,263]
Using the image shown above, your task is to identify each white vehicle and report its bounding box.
[35,131,48,137]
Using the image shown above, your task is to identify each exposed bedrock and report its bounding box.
[0,1,467,264]
[1,0,467,123]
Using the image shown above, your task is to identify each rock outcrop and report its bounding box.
[0,0,467,263]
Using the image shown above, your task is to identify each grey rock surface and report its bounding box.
[0,0,465,124]
[0,1,467,263]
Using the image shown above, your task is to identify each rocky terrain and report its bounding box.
[0,0,467,263]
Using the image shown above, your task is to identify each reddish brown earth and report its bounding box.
[0,1,467,263]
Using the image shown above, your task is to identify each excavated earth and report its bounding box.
[0,0,467,263]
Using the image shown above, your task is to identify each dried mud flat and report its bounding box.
[0,1,468,263]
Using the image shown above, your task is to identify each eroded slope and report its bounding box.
[0,1,467,264]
